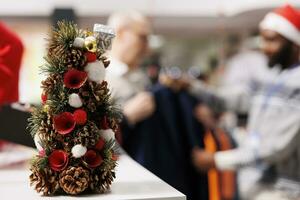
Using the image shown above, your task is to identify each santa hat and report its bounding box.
[260,4,300,46]
[0,22,24,106]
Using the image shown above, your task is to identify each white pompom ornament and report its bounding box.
[34,134,43,151]
[71,144,87,158]
[73,37,85,48]
[84,61,106,83]
[100,129,115,142]
[68,93,83,108]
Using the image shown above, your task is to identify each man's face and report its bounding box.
[194,104,215,129]
[120,22,149,67]
[260,30,294,68]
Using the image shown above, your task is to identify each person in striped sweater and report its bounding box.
[192,4,300,199]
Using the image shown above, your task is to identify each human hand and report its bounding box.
[192,147,216,172]
[123,92,155,125]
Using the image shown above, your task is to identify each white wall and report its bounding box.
[1,0,299,17]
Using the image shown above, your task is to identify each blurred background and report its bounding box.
[2,0,299,103]
[1,1,300,200]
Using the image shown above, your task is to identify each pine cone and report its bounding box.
[89,168,116,193]
[48,44,65,58]
[63,49,86,69]
[74,122,99,148]
[109,118,120,134]
[99,55,110,68]
[79,81,110,112]
[89,81,109,102]
[59,166,89,195]
[38,113,59,149]
[92,81,109,101]
[80,86,96,112]
[41,74,62,95]
[38,113,73,150]
[30,167,59,195]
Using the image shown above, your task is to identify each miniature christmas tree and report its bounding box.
[28,21,122,195]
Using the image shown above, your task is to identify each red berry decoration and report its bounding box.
[63,68,87,89]
[53,112,76,135]
[100,116,109,129]
[85,52,97,62]
[84,150,103,168]
[112,153,118,161]
[73,109,87,125]
[41,92,47,104]
[48,150,69,171]
[95,138,105,151]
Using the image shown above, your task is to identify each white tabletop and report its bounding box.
[0,154,186,200]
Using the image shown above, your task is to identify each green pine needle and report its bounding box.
[40,56,66,75]
[27,106,47,138]
[47,20,83,53]
[31,155,48,169]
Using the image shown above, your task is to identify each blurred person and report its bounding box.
[142,52,161,85]
[155,68,238,200]
[121,67,209,200]
[106,11,155,129]
[192,4,300,200]
[219,39,270,197]
[221,34,269,128]
[219,34,270,154]
[194,97,237,200]
[106,11,152,107]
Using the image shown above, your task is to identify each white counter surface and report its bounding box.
[0,154,186,200]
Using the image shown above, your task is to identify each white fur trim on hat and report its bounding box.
[260,12,300,46]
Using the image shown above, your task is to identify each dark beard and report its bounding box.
[268,40,294,69]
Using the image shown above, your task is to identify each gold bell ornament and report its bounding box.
[84,36,97,53]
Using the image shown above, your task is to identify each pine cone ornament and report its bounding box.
[28,21,119,196]
[47,21,80,58]
[39,113,53,133]
[91,81,109,101]
[109,118,120,133]
[48,45,66,58]
[41,74,62,95]
[89,168,116,193]
[79,81,109,112]
[38,114,59,148]
[30,167,59,196]
[63,49,87,69]
[98,55,110,68]
[74,122,99,148]
[89,81,109,101]
[38,112,75,150]
[59,166,89,195]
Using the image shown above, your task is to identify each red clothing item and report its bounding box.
[0,22,24,105]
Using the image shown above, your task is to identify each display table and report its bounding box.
[0,154,186,200]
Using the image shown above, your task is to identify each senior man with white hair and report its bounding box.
[106,11,155,126]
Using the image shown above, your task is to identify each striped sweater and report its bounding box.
[191,65,300,180]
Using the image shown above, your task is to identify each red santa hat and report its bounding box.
[0,22,24,106]
[260,4,300,46]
